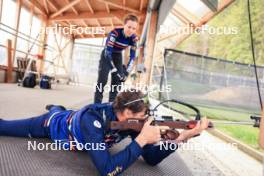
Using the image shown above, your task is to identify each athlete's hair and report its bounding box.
[113,89,149,114]
[124,14,139,24]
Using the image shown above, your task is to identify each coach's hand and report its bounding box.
[112,71,127,82]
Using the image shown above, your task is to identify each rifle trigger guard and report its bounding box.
[160,129,167,134]
[161,129,180,140]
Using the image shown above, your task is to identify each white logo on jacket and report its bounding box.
[110,36,116,42]
[93,120,102,128]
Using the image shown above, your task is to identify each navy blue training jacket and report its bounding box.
[48,103,177,176]
[104,28,137,72]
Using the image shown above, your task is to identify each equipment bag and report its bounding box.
[22,73,36,88]
[40,75,51,89]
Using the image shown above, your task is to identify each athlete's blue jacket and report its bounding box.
[47,104,176,176]
[105,28,137,72]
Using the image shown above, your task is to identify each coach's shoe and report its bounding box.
[45,104,66,111]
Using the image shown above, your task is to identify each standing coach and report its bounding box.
[94,15,139,103]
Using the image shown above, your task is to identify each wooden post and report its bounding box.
[259,109,264,148]
[38,18,48,74]
[141,11,158,86]
[12,0,22,64]
[6,40,13,83]
[27,3,34,52]
[124,48,129,66]
[53,33,70,74]
[133,47,144,86]
[67,37,75,79]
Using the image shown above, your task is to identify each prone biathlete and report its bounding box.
[0,90,209,176]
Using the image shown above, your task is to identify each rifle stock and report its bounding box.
[110,118,214,131]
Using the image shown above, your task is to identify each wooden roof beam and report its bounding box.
[170,0,235,47]
[173,3,200,24]
[123,0,126,12]
[49,10,146,22]
[97,0,141,14]
[50,0,81,18]
[43,0,49,14]
[105,3,110,13]
[46,0,67,21]
[64,24,143,29]
[74,24,143,39]
[158,9,192,42]
[96,19,101,27]
[139,0,144,11]
[105,0,113,28]
[81,20,87,26]
[197,0,234,26]
[75,34,107,39]
[68,21,84,38]
[84,0,94,14]
[170,9,190,25]
[111,11,127,24]
[110,19,114,29]
[47,0,59,11]
[26,0,47,18]
[65,0,79,15]
[81,20,95,38]
[59,21,69,26]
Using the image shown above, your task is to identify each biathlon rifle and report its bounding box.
[110,99,214,140]
[110,99,261,140]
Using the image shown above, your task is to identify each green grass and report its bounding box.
[217,124,262,151]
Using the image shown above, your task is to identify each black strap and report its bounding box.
[247,0,263,110]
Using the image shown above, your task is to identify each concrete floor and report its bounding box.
[0,83,93,119]
[0,83,263,176]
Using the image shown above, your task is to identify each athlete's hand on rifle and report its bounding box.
[175,117,209,143]
[135,117,169,147]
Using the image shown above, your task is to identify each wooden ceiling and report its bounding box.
[22,0,148,39]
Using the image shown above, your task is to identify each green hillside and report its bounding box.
[177,0,264,65]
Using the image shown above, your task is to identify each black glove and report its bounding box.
[112,71,127,82]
